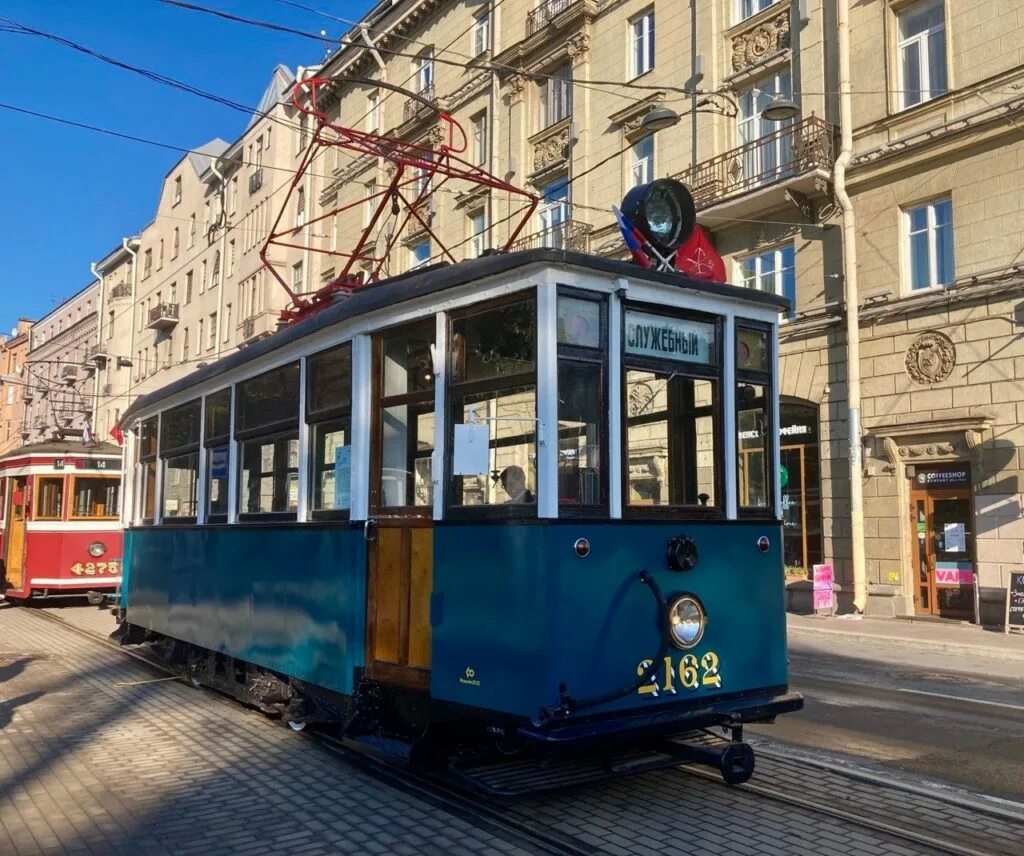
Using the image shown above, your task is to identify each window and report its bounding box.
[138,416,158,522]
[35,476,64,520]
[539,177,569,245]
[740,0,776,21]
[738,69,794,183]
[472,7,490,57]
[231,176,238,213]
[227,240,235,277]
[623,309,720,511]
[172,227,180,259]
[410,241,431,270]
[298,112,309,152]
[212,250,221,289]
[198,318,205,352]
[414,49,434,95]
[188,214,196,248]
[906,197,954,290]
[159,400,201,521]
[471,111,488,166]
[292,260,305,293]
[631,11,655,77]
[185,271,193,304]
[468,211,487,259]
[780,400,823,574]
[224,303,232,343]
[740,243,796,316]
[173,176,182,205]
[449,298,536,511]
[307,343,352,515]
[557,293,606,510]
[366,90,381,132]
[158,239,164,269]
[539,63,572,128]
[296,187,306,228]
[898,0,947,109]
[143,249,153,278]
[364,181,379,227]
[182,327,190,363]
[201,259,208,293]
[631,134,654,188]
[208,313,217,350]
[236,362,300,518]
[736,325,773,513]
[205,388,231,521]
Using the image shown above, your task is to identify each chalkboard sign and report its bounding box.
[1006,572,1024,634]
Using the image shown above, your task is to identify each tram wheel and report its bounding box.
[288,720,307,732]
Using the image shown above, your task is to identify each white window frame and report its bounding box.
[903,196,954,292]
[630,134,654,188]
[473,8,490,57]
[366,90,381,132]
[897,0,948,110]
[410,241,431,270]
[630,10,655,78]
[292,260,305,294]
[471,111,488,166]
[295,186,306,228]
[539,64,572,130]
[414,50,434,95]
[738,243,796,318]
[738,0,777,22]
[468,211,487,259]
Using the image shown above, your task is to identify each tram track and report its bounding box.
[27,606,1024,856]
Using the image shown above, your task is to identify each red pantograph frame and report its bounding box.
[260,76,540,324]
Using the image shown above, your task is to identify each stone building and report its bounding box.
[0,319,33,454]
[23,284,100,443]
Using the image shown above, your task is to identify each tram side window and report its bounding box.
[623,309,721,512]
[449,297,537,511]
[35,476,65,520]
[736,325,773,514]
[557,293,606,510]
[204,388,231,522]
[307,342,352,516]
[70,477,120,519]
[236,362,300,518]
[138,416,158,523]
[160,399,202,521]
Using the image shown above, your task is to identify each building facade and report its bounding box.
[0,320,33,454]
[23,284,100,443]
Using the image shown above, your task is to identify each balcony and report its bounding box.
[249,168,263,195]
[147,302,180,330]
[109,282,132,300]
[403,85,436,124]
[526,0,579,37]
[510,219,592,253]
[674,116,838,220]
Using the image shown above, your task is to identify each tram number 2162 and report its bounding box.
[636,652,722,696]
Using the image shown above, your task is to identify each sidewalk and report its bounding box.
[787,611,1024,662]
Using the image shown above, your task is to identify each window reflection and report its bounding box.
[558,362,601,506]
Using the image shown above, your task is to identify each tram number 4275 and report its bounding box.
[70,561,120,576]
[636,652,722,696]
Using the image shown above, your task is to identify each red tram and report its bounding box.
[0,441,123,602]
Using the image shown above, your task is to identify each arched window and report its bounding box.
[780,398,823,574]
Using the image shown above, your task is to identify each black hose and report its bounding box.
[540,570,670,722]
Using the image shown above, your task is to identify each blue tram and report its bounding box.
[116,248,801,791]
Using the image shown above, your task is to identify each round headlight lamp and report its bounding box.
[667,594,706,649]
[620,178,697,255]
[88,541,107,558]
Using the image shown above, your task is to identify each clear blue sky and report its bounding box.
[0,0,373,329]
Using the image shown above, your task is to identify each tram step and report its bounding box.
[349,733,415,763]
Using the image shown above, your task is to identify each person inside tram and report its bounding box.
[499,465,534,504]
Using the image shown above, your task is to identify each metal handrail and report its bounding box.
[673,116,838,209]
[510,219,591,253]
[526,0,577,36]
[148,303,179,323]
[403,84,436,122]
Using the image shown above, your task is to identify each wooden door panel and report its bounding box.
[407,528,433,669]
[371,527,404,665]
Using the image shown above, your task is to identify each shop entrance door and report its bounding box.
[910,480,975,619]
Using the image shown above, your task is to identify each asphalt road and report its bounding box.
[752,633,1024,803]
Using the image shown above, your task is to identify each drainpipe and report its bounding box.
[834,0,867,613]
[210,159,229,357]
[90,262,104,431]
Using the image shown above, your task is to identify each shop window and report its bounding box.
[623,309,720,512]
[780,399,823,574]
[307,342,353,516]
[736,325,773,513]
[557,293,606,511]
[205,388,231,522]
[35,476,64,520]
[449,297,536,511]
[236,363,300,518]
[160,400,201,521]
[71,477,120,519]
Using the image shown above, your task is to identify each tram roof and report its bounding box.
[121,249,789,424]
[0,440,122,462]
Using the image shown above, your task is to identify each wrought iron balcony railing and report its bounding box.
[526,0,578,37]
[510,219,591,253]
[146,302,180,330]
[242,317,256,341]
[109,282,132,300]
[403,85,436,123]
[673,116,838,209]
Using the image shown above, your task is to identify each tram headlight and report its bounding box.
[667,595,705,649]
[88,541,107,558]
[620,178,697,255]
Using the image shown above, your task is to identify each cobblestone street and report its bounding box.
[2,604,1010,855]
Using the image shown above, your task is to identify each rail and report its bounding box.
[526,0,578,37]
[510,219,591,253]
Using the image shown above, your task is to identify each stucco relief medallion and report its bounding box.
[905,331,955,385]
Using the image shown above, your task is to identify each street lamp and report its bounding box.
[640,106,682,134]
[761,95,800,122]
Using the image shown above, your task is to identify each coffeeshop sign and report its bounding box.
[625,310,715,365]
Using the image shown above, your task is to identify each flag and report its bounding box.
[674,225,727,282]
[110,425,124,447]
[612,205,653,270]
[82,422,95,444]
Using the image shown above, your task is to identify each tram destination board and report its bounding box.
[1006,572,1024,634]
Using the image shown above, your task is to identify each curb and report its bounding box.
[786,622,1024,662]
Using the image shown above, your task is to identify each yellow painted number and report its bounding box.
[634,651,724,696]
[636,659,658,695]
[70,563,84,576]
[680,654,699,689]
[701,651,722,688]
